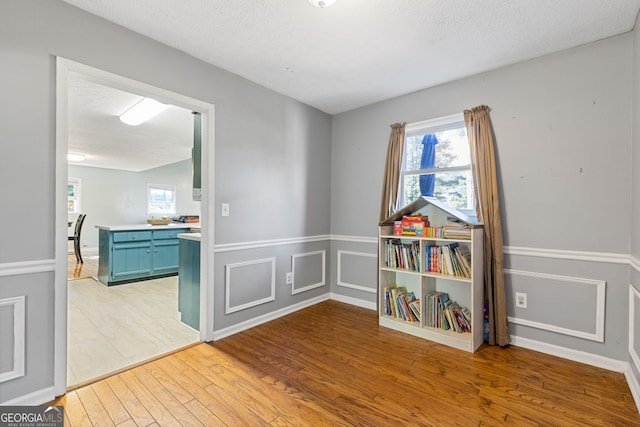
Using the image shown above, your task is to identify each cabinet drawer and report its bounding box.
[113,231,152,242]
[152,229,186,240]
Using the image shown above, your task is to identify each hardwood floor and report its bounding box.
[68,250,99,280]
[49,300,640,426]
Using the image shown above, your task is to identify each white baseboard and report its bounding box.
[330,293,376,311]
[624,368,640,414]
[510,335,628,372]
[1,386,55,406]
[212,293,331,340]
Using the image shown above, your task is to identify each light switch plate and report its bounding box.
[221,203,230,217]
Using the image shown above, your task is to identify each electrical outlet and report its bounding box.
[286,272,293,285]
[515,292,528,309]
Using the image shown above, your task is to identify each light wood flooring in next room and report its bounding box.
[67,251,199,387]
[50,300,640,426]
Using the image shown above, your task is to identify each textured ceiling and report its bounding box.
[63,0,640,171]
[62,0,640,115]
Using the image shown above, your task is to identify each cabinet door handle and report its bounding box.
[132,236,136,240]
[154,249,158,253]
[147,249,150,253]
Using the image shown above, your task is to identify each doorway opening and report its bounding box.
[55,58,215,394]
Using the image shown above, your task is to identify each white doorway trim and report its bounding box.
[54,58,215,396]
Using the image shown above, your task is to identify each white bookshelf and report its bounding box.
[378,197,484,352]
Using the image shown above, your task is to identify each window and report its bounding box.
[68,177,81,213]
[147,183,177,215]
[400,113,475,214]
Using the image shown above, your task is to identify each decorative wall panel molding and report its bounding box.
[0,259,55,277]
[214,234,380,253]
[629,285,640,372]
[331,235,378,245]
[337,250,377,294]
[215,235,330,253]
[225,258,276,314]
[291,250,326,295]
[0,296,25,383]
[505,246,628,264]
[506,269,606,342]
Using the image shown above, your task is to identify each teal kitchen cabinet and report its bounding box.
[97,227,187,286]
[151,229,182,274]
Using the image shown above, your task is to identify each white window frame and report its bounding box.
[400,113,475,216]
[147,183,177,216]
[68,177,81,213]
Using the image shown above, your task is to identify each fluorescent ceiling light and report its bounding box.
[119,98,170,126]
[308,0,336,7]
[67,153,85,162]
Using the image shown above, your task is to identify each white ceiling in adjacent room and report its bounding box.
[67,73,194,172]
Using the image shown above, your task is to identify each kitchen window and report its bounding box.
[68,177,81,213]
[147,183,177,215]
[400,113,475,215]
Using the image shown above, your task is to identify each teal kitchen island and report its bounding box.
[96,223,198,286]
[177,232,200,331]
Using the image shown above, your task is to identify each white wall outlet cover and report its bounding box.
[515,292,528,309]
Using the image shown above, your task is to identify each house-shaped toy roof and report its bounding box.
[380,196,483,228]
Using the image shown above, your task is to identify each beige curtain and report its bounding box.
[379,123,406,222]
[464,105,510,347]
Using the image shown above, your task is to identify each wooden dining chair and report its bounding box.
[68,214,86,263]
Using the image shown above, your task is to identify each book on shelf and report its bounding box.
[383,285,420,323]
[385,239,420,271]
[424,243,471,278]
[442,217,471,239]
[425,291,472,333]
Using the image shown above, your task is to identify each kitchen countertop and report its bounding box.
[178,232,201,241]
[95,223,201,231]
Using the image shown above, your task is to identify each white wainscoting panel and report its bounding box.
[337,250,377,294]
[506,269,606,342]
[291,250,326,295]
[505,246,628,264]
[225,258,276,314]
[0,296,25,383]
[0,260,55,277]
[629,285,640,372]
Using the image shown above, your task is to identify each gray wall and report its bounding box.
[69,160,201,249]
[0,0,331,404]
[629,9,640,399]
[330,33,634,360]
[2,0,638,407]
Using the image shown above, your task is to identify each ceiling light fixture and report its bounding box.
[67,153,85,162]
[119,98,170,126]
[308,0,336,8]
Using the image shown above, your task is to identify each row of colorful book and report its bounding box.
[383,285,421,322]
[425,243,472,278]
[442,218,471,239]
[425,291,472,333]
[384,240,421,271]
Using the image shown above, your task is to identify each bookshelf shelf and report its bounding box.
[379,266,422,275]
[378,197,484,353]
[380,234,471,244]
